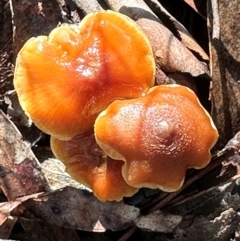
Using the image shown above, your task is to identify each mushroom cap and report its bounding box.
[95,85,219,192]
[14,10,155,140]
[51,131,138,201]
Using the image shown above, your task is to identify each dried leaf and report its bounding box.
[41,158,90,191]
[71,0,107,14]
[136,210,182,232]
[0,193,41,238]
[105,0,209,77]
[23,186,182,232]
[4,91,25,121]
[167,72,197,92]
[170,182,240,240]
[146,0,209,61]
[175,208,240,241]
[0,201,21,226]
[24,187,139,232]
[0,110,49,200]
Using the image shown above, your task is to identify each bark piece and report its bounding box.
[0,0,14,94]
[10,0,62,55]
[208,0,240,148]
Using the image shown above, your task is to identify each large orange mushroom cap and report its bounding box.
[14,10,155,140]
[95,85,219,192]
[50,131,138,201]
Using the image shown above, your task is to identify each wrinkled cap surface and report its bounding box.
[95,85,219,191]
[14,10,155,140]
[51,131,138,201]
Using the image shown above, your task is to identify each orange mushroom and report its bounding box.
[14,10,155,140]
[95,85,219,192]
[51,131,138,201]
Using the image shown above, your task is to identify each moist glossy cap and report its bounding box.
[51,131,138,201]
[95,85,219,191]
[14,10,155,140]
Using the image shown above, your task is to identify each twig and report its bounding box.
[211,0,220,39]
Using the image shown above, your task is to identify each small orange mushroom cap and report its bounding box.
[50,131,138,201]
[95,85,219,192]
[14,10,155,140]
